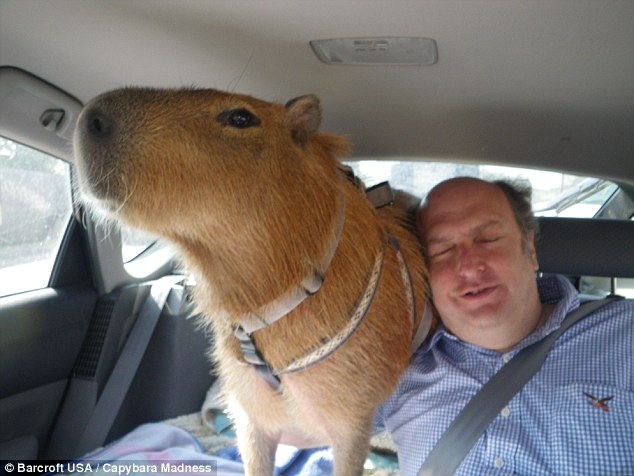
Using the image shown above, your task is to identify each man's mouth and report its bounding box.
[462,286,496,298]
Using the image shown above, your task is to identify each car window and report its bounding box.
[119,223,174,278]
[346,160,630,219]
[121,225,159,263]
[0,136,72,296]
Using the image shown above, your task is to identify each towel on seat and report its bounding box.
[53,422,334,476]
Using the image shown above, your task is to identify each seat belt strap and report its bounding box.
[74,275,184,456]
[418,297,619,476]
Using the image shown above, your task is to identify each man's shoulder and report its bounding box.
[556,296,634,357]
[578,296,634,320]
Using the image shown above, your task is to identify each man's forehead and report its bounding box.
[422,181,503,218]
[419,180,516,239]
[426,177,501,203]
[425,218,507,245]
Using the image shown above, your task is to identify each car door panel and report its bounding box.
[0,285,97,459]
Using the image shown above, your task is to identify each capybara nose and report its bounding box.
[81,108,115,140]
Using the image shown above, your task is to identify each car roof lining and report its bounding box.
[1,0,633,186]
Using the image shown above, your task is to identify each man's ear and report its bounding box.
[527,229,539,271]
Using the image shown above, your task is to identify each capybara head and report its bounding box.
[75,88,345,231]
[74,88,351,310]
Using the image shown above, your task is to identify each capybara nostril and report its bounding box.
[83,109,115,140]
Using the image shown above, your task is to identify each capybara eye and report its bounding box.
[217,108,261,129]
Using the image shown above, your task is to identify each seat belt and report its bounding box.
[74,275,184,457]
[418,297,619,476]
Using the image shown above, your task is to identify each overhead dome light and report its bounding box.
[310,37,438,65]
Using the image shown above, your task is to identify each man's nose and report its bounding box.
[456,244,486,276]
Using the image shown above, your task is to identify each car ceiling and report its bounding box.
[1,0,633,187]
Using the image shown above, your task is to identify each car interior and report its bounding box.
[1,1,633,473]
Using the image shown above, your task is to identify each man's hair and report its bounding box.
[492,179,538,251]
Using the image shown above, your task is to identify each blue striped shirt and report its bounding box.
[376,275,634,475]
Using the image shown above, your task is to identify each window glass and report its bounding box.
[345,160,625,219]
[580,277,634,299]
[0,136,72,296]
[120,225,160,263]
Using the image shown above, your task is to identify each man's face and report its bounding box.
[419,178,541,351]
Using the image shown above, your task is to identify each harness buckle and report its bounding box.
[234,326,281,389]
[366,181,394,208]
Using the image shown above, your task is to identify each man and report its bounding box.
[375,177,633,475]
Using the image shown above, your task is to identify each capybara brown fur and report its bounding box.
[74,87,433,476]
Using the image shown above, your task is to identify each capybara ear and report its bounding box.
[285,94,321,145]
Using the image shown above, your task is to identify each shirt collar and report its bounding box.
[517,274,580,349]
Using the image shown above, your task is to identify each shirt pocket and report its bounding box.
[547,382,634,475]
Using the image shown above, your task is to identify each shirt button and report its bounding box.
[501,406,511,418]
[494,457,505,469]
[502,353,512,363]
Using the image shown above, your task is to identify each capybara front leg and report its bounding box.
[235,420,277,476]
[331,425,373,476]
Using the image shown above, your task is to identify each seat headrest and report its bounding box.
[535,217,634,278]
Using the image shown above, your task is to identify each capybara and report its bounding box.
[74,87,434,476]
